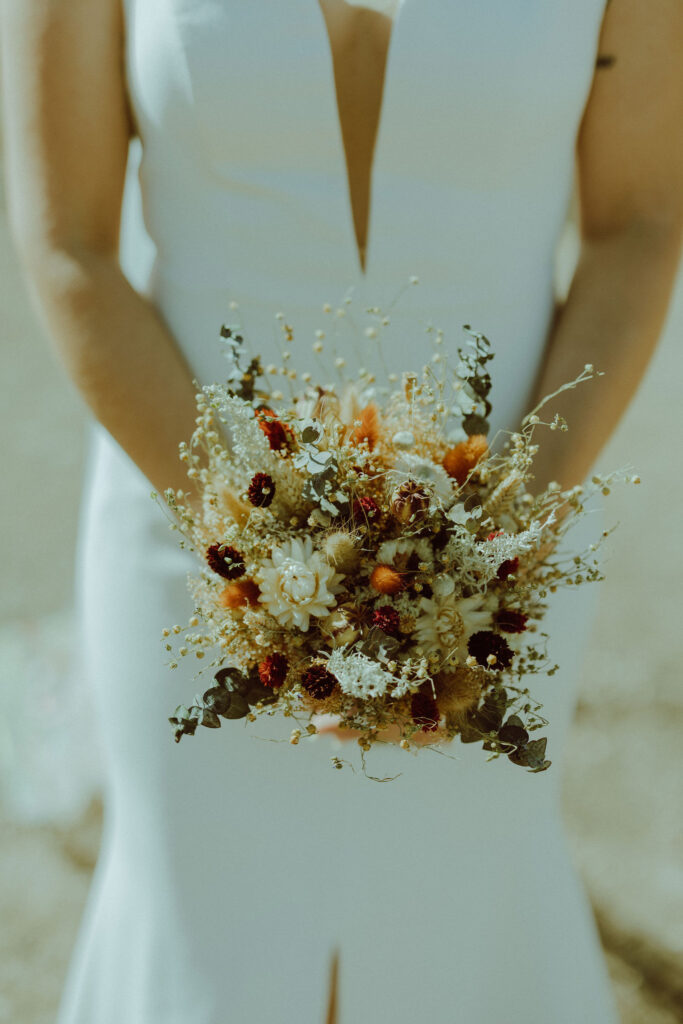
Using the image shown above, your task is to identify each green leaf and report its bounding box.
[498,717,529,747]
[203,687,234,716]
[463,413,490,437]
[221,693,250,719]
[200,709,221,729]
[471,689,507,733]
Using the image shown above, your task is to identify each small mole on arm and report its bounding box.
[596,53,616,69]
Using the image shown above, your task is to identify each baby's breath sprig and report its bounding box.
[520,362,603,427]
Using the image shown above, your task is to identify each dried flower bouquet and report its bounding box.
[158,286,636,776]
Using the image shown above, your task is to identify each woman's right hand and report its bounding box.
[0,0,203,502]
[312,713,443,748]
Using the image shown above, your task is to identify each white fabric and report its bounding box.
[58,2,620,1021]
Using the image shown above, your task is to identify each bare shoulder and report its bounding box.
[577,0,683,239]
[0,0,134,261]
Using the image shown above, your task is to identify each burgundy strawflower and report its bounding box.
[206,543,246,580]
[371,606,401,638]
[496,556,519,580]
[467,630,514,670]
[353,496,381,522]
[410,690,440,732]
[255,408,292,451]
[301,664,338,700]
[258,653,288,688]
[248,472,276,508]
[494,608,528,633]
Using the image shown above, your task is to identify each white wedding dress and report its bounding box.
[58,1,621,1021]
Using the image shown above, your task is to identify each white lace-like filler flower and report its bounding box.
[257,537,343,632]
[415,578,494,655]
[326,648,395,699]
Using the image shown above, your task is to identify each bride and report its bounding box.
[2,0,681,1021]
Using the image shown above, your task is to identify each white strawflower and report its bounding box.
[257,537,343,632]
[326,648,395,699]
[415,592,493,655]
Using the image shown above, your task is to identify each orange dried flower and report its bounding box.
[369,564,405,596]
[350,403,381,450]
[218,580,261,609]
[442,434,488,485]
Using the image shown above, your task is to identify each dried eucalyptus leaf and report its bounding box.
[497,721,529,747]
[169,704,202,742]
[200,709,221,729]
[472,690,507,733]
[221,694,250,719]
[463,413,490,436]
[457,718,484,744]
[524,737,548,763]
[203,687,234,716]
[214,666,243,689]
[319,494,341,516]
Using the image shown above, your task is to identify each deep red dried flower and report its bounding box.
[496,556,519,580]
[206,543,246,580]
[467,630,514,670]
[255,407,292,451]
[248,472,276,507]
[258,653,288,688]
[494,608,528,633]
[410,690,440,732]
[371,606,401,638]
[353,496,381,522]
[301,664,338,700]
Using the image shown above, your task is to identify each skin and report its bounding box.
[319,0,395,273]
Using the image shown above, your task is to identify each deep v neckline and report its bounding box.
[315,0,406,277]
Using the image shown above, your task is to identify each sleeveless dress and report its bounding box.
[57,2,621,1022]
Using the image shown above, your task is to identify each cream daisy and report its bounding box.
[256,537,343,631]
[415,589,493,656]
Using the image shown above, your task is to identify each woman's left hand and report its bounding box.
[312,714,442,747]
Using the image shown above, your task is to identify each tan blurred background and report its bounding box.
[1,83,683,1024]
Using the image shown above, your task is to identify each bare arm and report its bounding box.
[0,0,202,505]
[524,0,683,492]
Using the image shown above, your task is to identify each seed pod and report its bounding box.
[391,481,430,524]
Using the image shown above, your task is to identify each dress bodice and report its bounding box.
[120,0,607,437]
